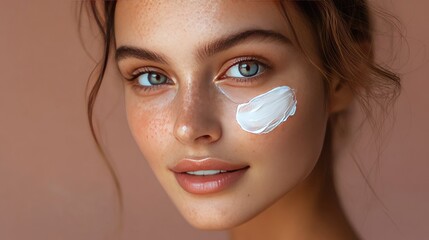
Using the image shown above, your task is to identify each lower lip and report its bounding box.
[173,168,248,194]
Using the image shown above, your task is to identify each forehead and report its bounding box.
[116,1,298,42]
[114,0,317,63]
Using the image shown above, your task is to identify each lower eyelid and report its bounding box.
[231,74,264,84]
[127,60,269,87]
[129,82,171,95]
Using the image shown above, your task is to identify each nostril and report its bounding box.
[195,134,214,143]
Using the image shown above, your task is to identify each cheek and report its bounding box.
[235,84,328,186]
[125,96,172,168]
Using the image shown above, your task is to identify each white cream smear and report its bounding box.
[236,86,297,134]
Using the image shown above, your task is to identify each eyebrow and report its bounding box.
[116,46,168,64]
[115,29,291,63]
[198,29,291,60]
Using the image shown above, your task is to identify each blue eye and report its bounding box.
[225,61,264,78]
[137,72,168,86]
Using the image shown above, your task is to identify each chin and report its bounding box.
[171,200,244,230]
[183,213,245,231]
[173,195,266,231]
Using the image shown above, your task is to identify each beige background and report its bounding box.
[0,0,427,239]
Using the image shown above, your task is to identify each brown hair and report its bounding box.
[80,0,401,211]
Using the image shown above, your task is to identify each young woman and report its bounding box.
[83,1,400,239]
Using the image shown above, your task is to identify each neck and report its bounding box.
[230,131,359,240]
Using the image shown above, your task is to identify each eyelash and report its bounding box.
[219,56,269,85]
[125,56,270,93]
[126,67,173,93]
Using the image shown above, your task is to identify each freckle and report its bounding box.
[147,113,169,141]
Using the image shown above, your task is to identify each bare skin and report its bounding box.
[231,139,359,240]
[114,1,359,239]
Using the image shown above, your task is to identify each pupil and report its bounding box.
[239,62,259,77]
[149,73,166,85]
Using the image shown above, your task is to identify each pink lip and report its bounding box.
[170,158,249,194]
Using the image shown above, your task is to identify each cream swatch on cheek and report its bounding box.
[236,86,297,134]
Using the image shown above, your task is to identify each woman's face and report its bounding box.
[115,1,328,229]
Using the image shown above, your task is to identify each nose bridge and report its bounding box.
[173,75,222,145]
[181,79,210,113]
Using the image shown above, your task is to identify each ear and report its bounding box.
[328,76,354,114]
[328,39,372,114]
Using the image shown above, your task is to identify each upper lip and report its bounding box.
[170,157,249,173]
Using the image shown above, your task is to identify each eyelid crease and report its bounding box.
[197,29,292,62]
[124,56,271,90]
[116,29,291,64]
[125,73,175,95]
[218,57,270,80]
[126,67,170,81]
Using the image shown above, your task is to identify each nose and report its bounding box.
[173,82,222,146]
